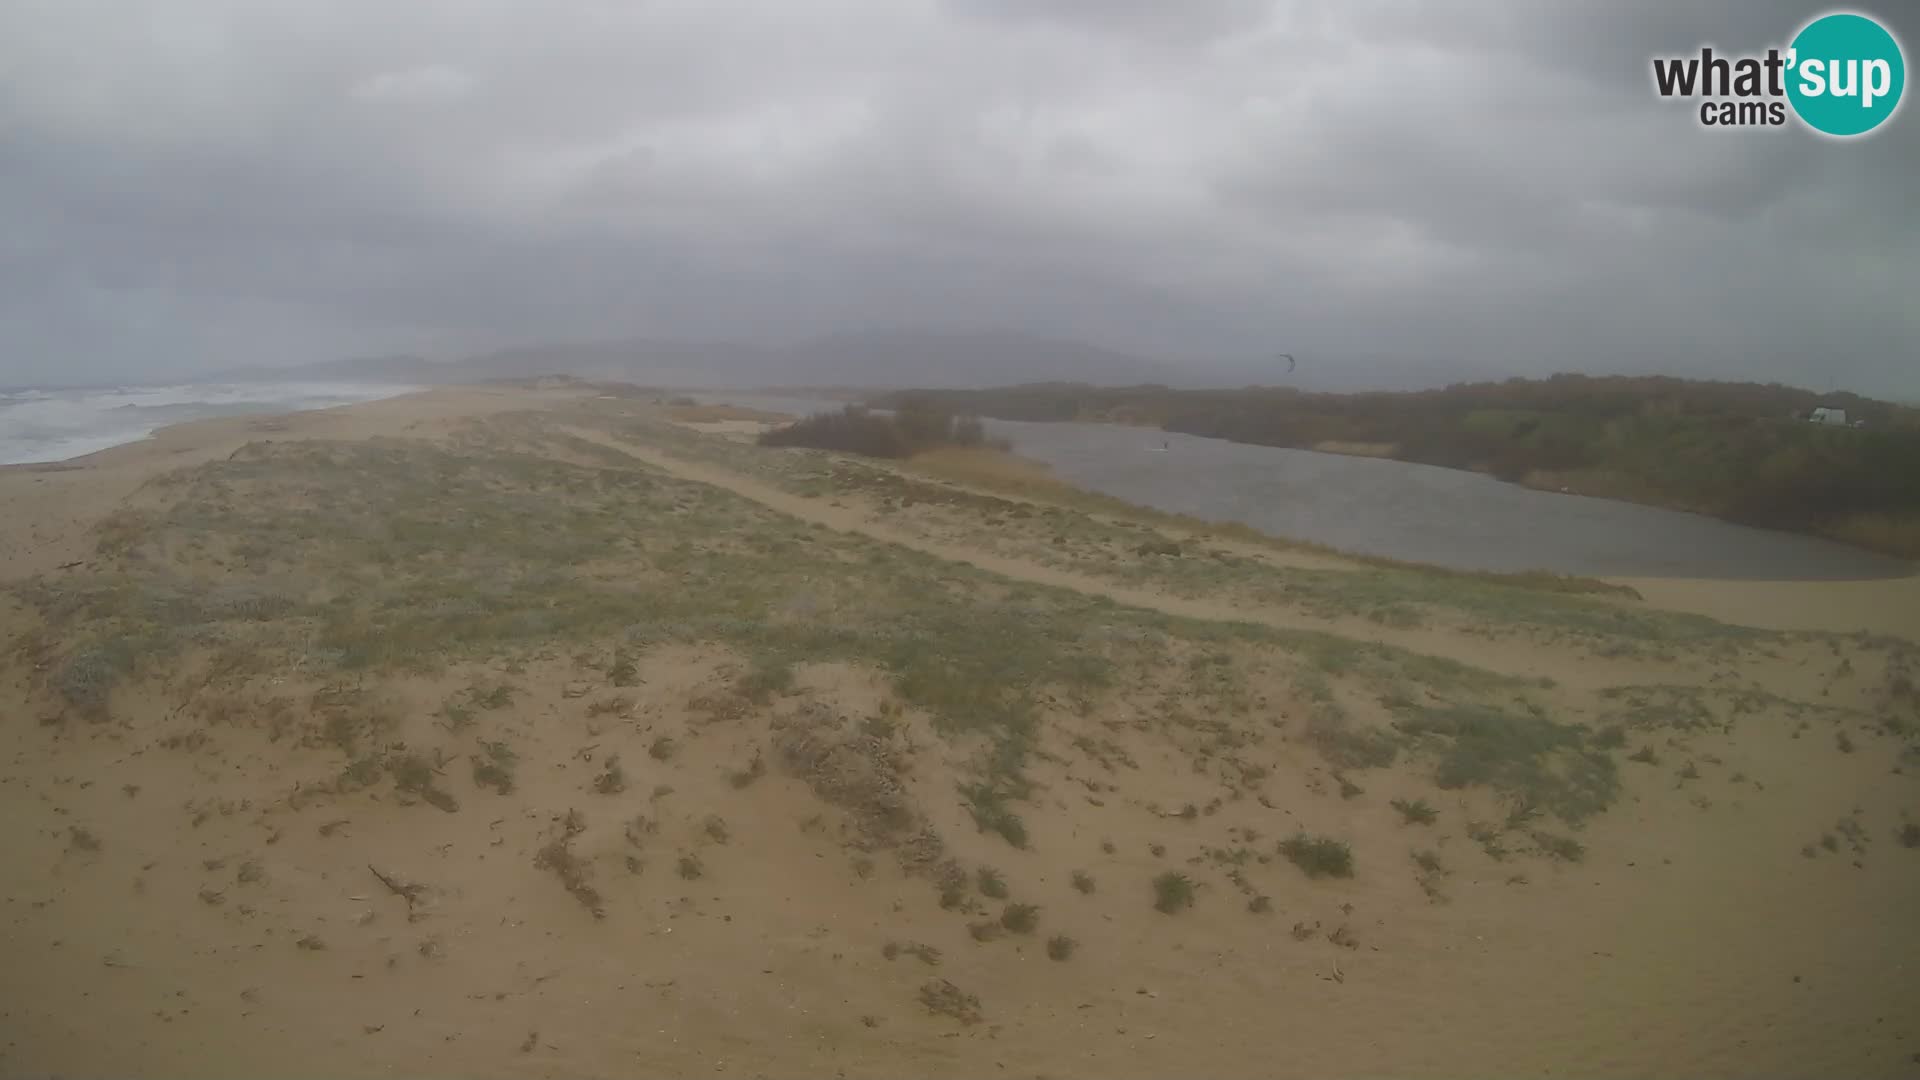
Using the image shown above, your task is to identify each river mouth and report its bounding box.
[694,394,1914,582]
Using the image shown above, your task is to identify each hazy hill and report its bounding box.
[232,330,1181,390]
[206,353,445,384]
[778,328,1176,388]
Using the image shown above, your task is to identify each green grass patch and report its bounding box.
[999,903,1040,934]
[1394,703,1619,823]
[1390,797,1439,825]
[975,866,1009,899]
[736,657,794,702]
[1530,830,1586,862]
[1279,833,1355,879]
[1152,871,1195,914]
[959,781,1030,849]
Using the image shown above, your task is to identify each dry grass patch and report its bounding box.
[534,810,604,918]
[918,979,983,1025]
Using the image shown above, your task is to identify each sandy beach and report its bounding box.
[3,386,1916,1079]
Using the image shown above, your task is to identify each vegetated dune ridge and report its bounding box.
[2,385,1917,1080]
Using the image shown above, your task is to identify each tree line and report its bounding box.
[759,399,999,459]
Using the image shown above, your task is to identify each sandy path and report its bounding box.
[565,429,1664,688]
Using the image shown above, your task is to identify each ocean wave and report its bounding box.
[0,382,421,465]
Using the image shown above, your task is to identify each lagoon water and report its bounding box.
[704,394,1910,580]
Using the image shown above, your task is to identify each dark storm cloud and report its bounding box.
[0,0,1914,394]
[943,0,1274,43]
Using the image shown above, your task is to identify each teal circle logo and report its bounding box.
[1787,12,1905,136]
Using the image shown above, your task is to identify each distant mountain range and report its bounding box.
[209,353,449,384]
[219,329,1195,391]
[135,332,1920,400]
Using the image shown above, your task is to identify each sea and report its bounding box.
[0,382,422,465]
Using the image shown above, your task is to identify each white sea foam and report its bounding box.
[0,382,420,464]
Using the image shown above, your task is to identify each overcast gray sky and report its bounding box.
[2,0,1915,394]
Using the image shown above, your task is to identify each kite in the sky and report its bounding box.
[1277,352,1296,375]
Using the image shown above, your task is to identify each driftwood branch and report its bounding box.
[368,864,426,908]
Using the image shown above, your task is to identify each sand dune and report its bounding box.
[2,387,1915,1078]
[1616,575,1920,641]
